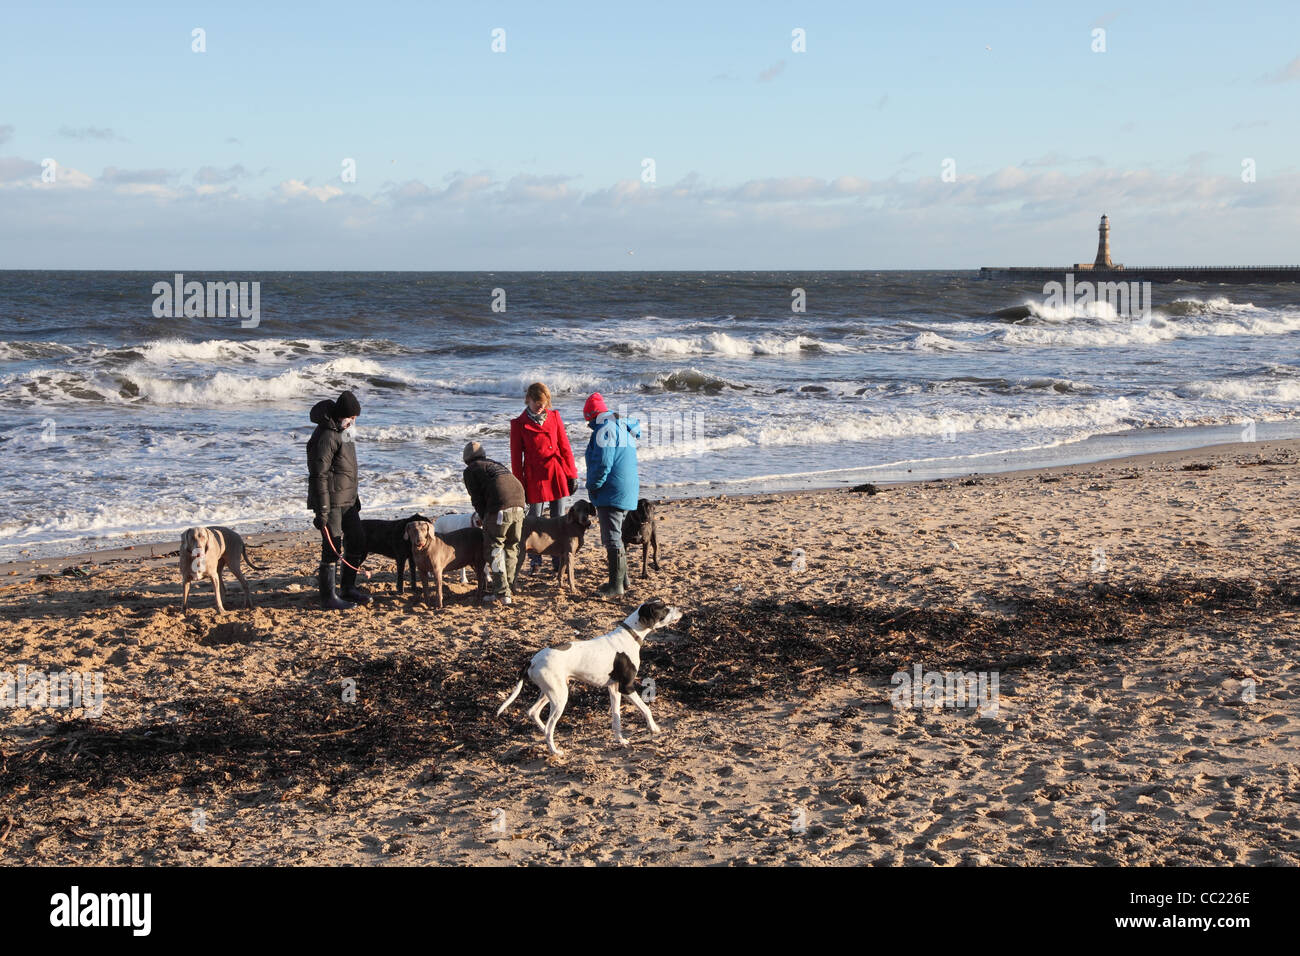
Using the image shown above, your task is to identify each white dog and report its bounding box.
[496,598,683,756]
[179,525,262,613]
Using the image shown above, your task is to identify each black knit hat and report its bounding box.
[335,390,361,418]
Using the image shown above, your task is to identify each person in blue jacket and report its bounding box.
[582,391,640,596]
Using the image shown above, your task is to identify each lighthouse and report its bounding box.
[1094,214,1114,269]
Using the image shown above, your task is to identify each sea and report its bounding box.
[2,270,1298,561]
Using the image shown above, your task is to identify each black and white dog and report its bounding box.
[496,598,683,756]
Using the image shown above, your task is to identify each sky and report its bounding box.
[1,0,1298,270]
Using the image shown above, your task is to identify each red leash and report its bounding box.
[322,526,372,578]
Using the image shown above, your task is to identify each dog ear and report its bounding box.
[636,598,668,629]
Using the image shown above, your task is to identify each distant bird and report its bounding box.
[627,250,634,256]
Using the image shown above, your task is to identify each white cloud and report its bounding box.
[502,173,574,202]
[277,178,344,202]
[2,158,1298,268]
[0,157,93,189]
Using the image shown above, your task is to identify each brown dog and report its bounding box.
[180,526,263,613]
[515,499,596,593]
[405,520,486,608]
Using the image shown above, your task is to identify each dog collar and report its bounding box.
[619,621,645,643]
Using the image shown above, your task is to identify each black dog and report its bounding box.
[621,499,660,575]
[360,513,431,594]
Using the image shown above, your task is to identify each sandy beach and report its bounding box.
[2,439,1298,866]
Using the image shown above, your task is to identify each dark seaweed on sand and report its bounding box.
[1,575,1295,799]
[661,576,1300,706]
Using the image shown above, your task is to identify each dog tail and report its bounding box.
[495,661,531,717]
[496,680,524,717]
[242,545,267,572]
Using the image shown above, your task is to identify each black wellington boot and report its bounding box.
[319,562,355,611]
[596,548,626,597]
[340,562,372,605]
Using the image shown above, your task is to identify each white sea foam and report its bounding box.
[91,337,415,367]
[433,369,608,397]
[1160,296,1261,316]
[999,308,1300,348]
[116,338,328,365]
[1181,378,1300,403]
[0,357,422,408]
[754,399,1138,447]
[1024,299,1121,322]
[609,332,849,357]
[902,331,974,351]
[366,422,506,443]
[122,358,408,405]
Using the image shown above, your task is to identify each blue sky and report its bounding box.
[2,0,1298,268]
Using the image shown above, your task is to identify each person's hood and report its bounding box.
[310,399,341,430]
[588,410,640,438]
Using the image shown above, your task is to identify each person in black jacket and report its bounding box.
[307,390,370,609]
[462,441,526,604]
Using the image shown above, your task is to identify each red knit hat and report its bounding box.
[583,392,608,420]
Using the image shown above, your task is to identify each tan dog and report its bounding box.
[180,526,262,613]
[404,520,486,608]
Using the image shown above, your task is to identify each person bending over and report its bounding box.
[462,441,526,605]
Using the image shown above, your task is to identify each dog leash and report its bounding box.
[322,526,372,579]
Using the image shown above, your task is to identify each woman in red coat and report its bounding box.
[511,382,579,574]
